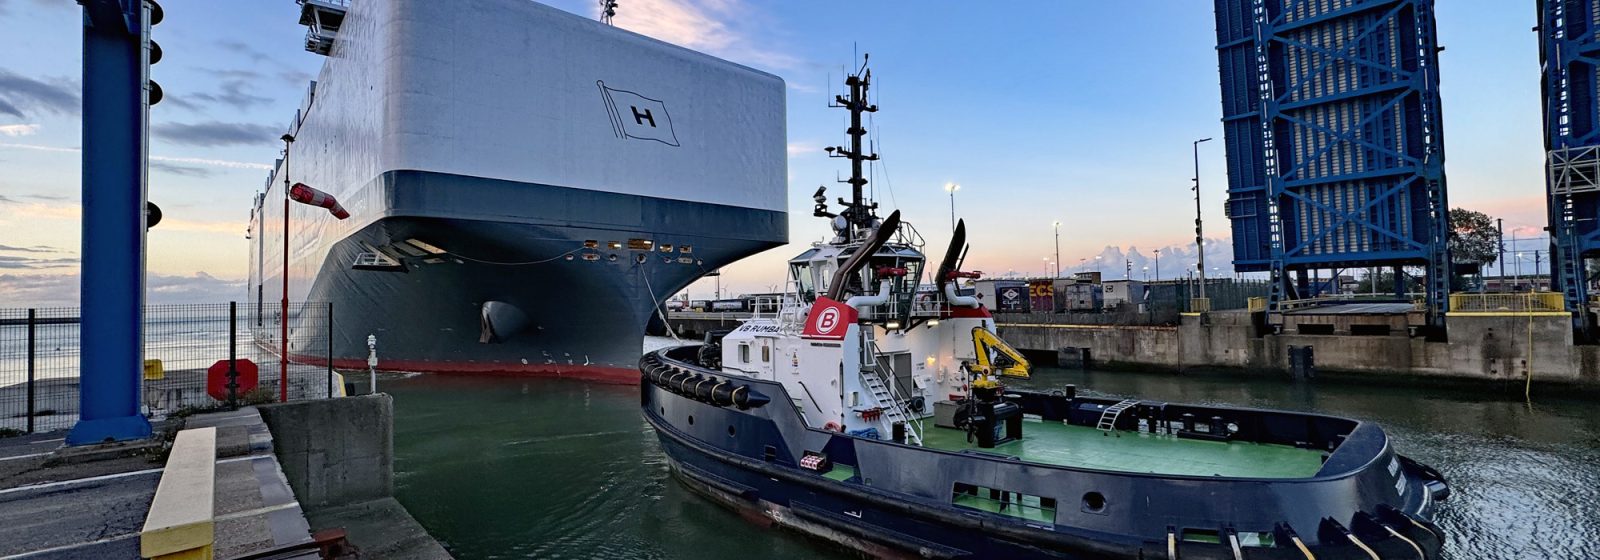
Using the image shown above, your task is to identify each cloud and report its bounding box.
[606,0,800,71]
[0,271,246,307]
[157,217,244,235]
[150,155,273,171]
[787,141,819,157]
[216,40,273,64]
[151,161,215,178]
[0,243,61,253]
[152,121,279,147]
[183,80,273,111]
[0,68,79,118]
[0,143,273,170]
[0,254,78,269]
[0,194,12,204]
[0,142,75,153]
[146,272,246,303]
[0,123,38,136]
[279,69,315,87]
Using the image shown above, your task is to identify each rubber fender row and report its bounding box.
[641,351,772,410]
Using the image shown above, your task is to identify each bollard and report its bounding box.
[366,334,378,395]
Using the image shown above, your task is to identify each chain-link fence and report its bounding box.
[1,302,338,435]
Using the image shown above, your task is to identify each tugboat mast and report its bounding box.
[825,55,880,242]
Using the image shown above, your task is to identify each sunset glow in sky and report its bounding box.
[0,0,1555,305]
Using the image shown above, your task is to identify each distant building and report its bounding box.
[1102,280,1145,311]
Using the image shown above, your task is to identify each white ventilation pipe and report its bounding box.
[846,280,893,311]
[945,282,979,308]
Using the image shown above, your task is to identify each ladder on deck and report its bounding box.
[1096,399,1138,433]
[861,331,922,446]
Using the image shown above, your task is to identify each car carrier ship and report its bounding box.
[247,0,786,381]
[640,58,1450,559]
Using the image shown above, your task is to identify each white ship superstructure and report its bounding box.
[248,0,787,379]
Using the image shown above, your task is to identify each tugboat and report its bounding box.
[640,57,1449,559]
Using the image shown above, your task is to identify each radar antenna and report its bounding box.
[825,53,880,242]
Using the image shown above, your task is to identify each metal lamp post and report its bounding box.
[279,133,294,403]
[1052,221,1061,278]
[1154,249,1161,282]
[945,183,961,231]
[1192,137,1213,304]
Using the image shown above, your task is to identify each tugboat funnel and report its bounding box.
[480,301,530,343]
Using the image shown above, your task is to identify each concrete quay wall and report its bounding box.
[998,312,1600,386]
[259,394,395,508]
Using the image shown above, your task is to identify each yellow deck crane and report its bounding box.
[972,327,1031,378]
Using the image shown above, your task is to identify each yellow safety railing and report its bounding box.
[1188,298,1212,313]
[1448,292,1566,314]
[1247,297,1267,313]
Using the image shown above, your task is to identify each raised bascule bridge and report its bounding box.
[1214,0,1453,335]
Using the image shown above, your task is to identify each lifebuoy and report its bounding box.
[823,421,843,432]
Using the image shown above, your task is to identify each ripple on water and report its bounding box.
[388,360,1600,560]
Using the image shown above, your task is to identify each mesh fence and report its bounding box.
[0,302,337,434]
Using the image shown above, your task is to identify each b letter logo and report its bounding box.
[815,307,840,334]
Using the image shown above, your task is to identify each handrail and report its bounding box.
[1448,292,1566,314]
[863,334,922,445]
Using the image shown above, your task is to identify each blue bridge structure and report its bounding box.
[1540,0,1600,335]
[68,0,161,444]
[1213,0,1451,327]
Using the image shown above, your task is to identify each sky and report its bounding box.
[0,0,1558,306]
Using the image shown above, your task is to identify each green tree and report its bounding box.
[1449,208,1500,267]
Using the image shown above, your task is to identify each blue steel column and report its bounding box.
[68,0,154,444]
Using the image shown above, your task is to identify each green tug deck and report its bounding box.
[920,419,1328,479]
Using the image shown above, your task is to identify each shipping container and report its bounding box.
[1062,283,1103,313]
[1028,280,1056,312]
[991,281,1030,313]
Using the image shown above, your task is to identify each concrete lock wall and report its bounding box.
[999,313,1600,385]
[257,394,395,508]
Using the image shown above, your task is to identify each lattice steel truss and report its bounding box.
[1540,0,1600,333]
[1215,0,1451,325]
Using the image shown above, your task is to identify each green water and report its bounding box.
[386,342,1600,559]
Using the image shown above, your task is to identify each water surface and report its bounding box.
[388,339,1600,559]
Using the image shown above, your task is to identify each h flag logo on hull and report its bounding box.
[598,80,680,147]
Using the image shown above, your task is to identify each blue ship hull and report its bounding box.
[640,346,1448,559]
[253,171,784,381]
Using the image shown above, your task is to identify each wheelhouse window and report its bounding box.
[739,343,750,363]
[790,248,821,302]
